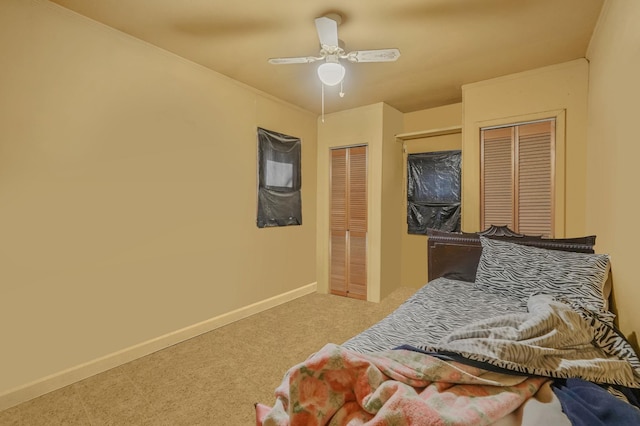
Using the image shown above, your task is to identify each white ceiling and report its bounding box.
[48,0,604,114]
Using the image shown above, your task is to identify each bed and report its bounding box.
[256,226,640,425]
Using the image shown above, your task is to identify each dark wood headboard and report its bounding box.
[426,225,597,283]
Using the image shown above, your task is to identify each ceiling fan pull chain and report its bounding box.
[339,79,345,98]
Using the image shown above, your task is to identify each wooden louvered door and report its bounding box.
[330,149,348,296]
[516,121,554,236]
[481,127,514,230]
[481,119,555,237]
[330,146,367,300]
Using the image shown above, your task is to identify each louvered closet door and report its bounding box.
[330,146,367,300]
[481,119,555,237]
[516,121,554,236]
[346,147,367,299]
[330,149,348,296]
[482,127,514,230]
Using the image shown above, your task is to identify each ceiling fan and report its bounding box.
[268,13,401,87]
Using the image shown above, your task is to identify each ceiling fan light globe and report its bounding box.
[317,62,345,86]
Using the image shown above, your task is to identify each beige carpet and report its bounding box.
[0,287,417,425]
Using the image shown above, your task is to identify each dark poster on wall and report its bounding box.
[257,127,302,228]
[407,150,461,234]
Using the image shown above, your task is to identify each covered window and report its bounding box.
[257,127,301,228]
[407,150,461,234]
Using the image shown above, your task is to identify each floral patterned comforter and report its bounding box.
[256,344,547,426]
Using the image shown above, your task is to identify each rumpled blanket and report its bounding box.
[419,294,640,388]
[256,344,547,426]
[422,294,640,388]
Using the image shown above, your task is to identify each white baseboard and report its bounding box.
[0,282,317,411]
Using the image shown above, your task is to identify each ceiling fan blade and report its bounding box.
[268,56,321,65]
[314,16,339,48]
[347,48,401,63]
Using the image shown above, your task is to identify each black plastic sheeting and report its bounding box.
[407,150,461,234]
[257,127,302,228]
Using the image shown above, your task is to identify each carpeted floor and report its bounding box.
[0,287,417,425]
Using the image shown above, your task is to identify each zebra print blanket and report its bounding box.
[343,278,640,389]
[422,294,640,388]
[343,278,528,353]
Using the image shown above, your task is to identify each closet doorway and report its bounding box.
[330,145,368,300]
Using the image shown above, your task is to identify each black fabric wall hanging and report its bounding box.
[407,150,461,234]
[257,127,302,228]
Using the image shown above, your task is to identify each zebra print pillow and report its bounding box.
[474,236,611,315]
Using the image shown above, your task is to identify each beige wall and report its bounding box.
[404,103,463,133]
[400,104,462,287]
[316,103,403,302]
[462,60,589,237]
[0,0,317,400]
[586,0,640,344]
[380,104,404,298]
